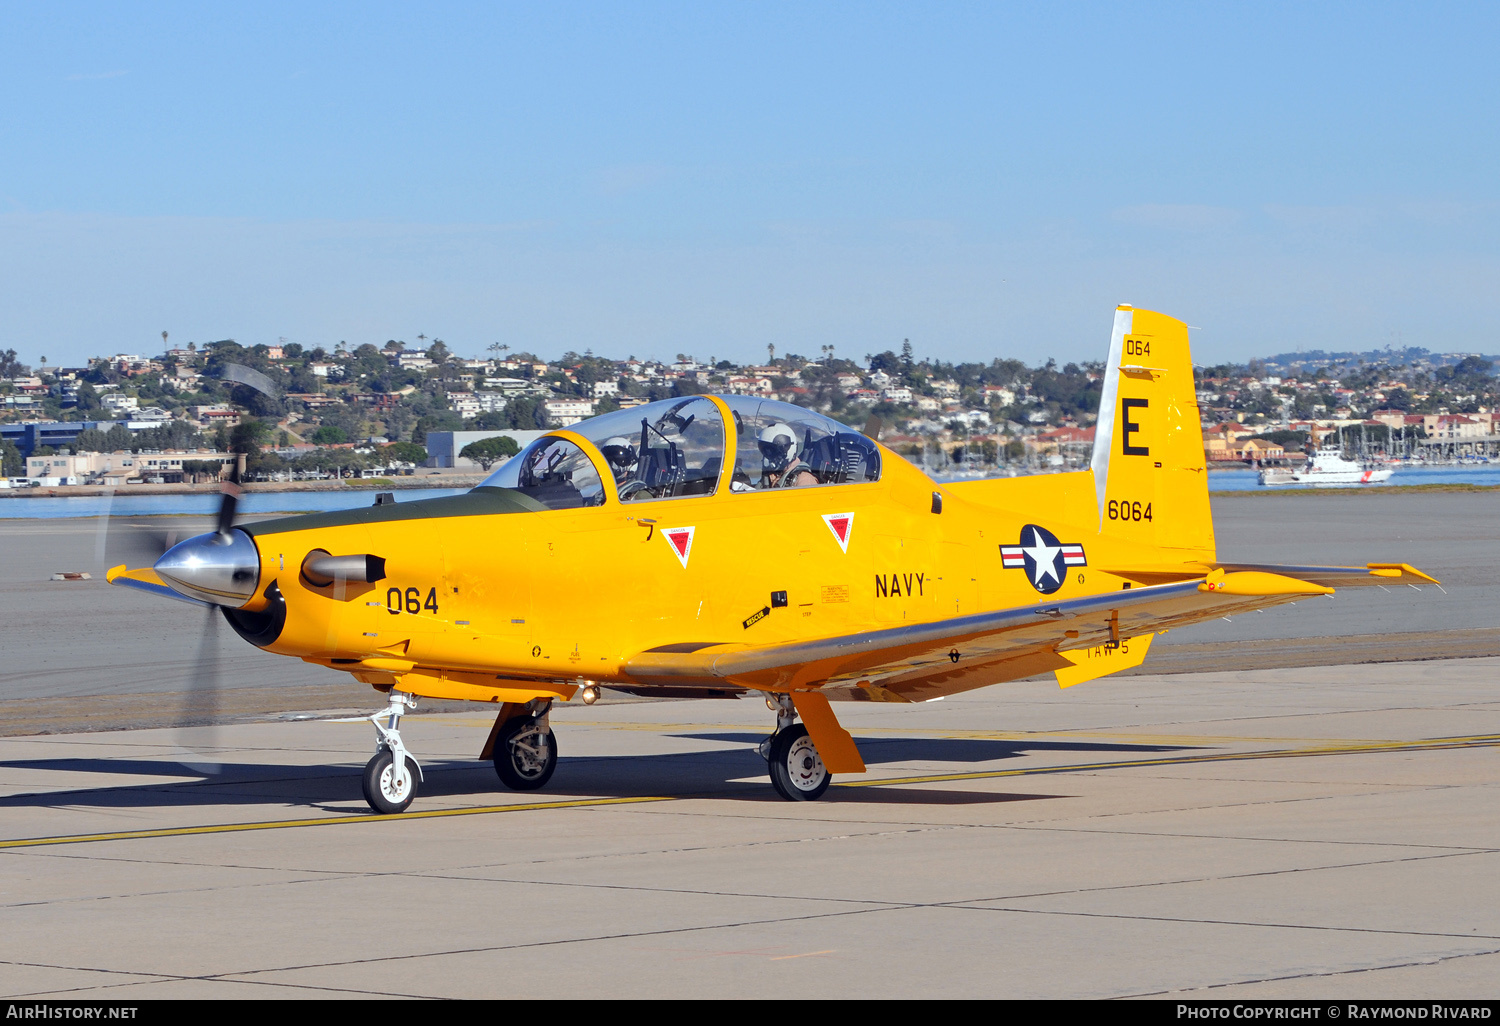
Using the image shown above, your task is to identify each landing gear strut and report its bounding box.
[492,699,558,791]
[361,691,424,814]
[760,694,830,801]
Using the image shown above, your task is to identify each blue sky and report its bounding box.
[2,2,1498,367]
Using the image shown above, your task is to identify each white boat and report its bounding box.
[1259,448,1395,486]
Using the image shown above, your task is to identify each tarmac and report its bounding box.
[0,489,1496,998]
[1,660,1497,999]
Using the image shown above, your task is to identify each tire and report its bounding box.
[362,749,419,814]
[493,717,558,791]
[767,724,830,801]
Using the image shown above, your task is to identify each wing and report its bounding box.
[621,564,1438,703]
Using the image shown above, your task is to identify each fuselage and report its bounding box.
[218,395,1213,704]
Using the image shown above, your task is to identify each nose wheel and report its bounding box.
[359,691,424,814]
[362,748,420,814]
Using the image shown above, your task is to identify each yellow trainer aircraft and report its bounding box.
[108,306,1435,813]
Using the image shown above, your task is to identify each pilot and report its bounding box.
[757,423,817,488]
[599,436,638,483]
[599,435,649,499]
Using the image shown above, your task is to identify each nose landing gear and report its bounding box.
[361,691,424,814]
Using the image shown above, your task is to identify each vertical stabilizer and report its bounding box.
[1088,306,1215,560]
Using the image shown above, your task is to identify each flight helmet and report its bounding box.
[757,423,798,472]
[600,436,637,470]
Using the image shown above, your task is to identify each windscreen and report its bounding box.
[476,436,605,510]
[572,397,725,502]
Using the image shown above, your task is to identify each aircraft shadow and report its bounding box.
[679,733,1192,764]
[0,733,1198,815]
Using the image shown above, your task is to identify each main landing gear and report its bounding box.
[491,700,558,791]
[361,691,424,814]
[758,694,831,801]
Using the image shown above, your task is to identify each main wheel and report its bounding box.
[767,724,830,801]
[493,717,558,790]
[362,749,419,814]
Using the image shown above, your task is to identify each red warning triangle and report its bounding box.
[822,512,854,553]
[662,526,695,568]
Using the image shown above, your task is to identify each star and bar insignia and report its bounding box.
[999,524,1086,595]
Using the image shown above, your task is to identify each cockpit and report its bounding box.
[475,395,880,510]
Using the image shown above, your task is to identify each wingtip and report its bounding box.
[1368,563,1441,586]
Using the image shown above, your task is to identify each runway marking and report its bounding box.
[769,949,836,960]
[2,733,1495,851]
[835,733,1500,788]
[0,795,675,850]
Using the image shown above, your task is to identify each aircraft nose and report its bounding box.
[154,529,262,608]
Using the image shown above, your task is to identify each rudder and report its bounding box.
[1088,306,1215,560]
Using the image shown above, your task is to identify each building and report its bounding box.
[25,450,234,485]
[192,406,241,428]
[2,420,147,458]
[424,430,549,469]
[101,394,139,413]
[725,376,773,395]
[542,399,596,426]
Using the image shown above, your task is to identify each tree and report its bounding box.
[73,428,109,452]
[230,417,273,476]
[460,436,520,471]
[230,418,269,454]
[97,424,131,451]
[0,439,22,476]
[411,411,464,445]
[311,425,349,445]
[75,382,102,411]
[380,442,428,466]
[0,348,25,378]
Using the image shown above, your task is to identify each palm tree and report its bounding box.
[767,343,775,365]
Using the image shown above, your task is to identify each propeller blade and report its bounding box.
[215,481,242,535]
[177,604,224,774]
[219,362,278,397]
[97,514,195,571]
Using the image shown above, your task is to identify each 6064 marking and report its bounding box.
[1107,499,1153,522]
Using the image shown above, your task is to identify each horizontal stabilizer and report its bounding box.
[1212,562,1439,588]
